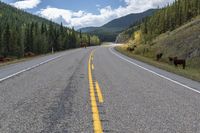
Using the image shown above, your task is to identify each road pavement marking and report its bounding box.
[109,47,200,94]
[0,54,66,82]
[92,64,94,70]
[91,55,94,61]
[88,51,103,133]
[95,81,104,103]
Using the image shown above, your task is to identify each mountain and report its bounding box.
[79,9,157,42]
[103,9,156,29]
[0,2,100,59]
[80,27,98,32]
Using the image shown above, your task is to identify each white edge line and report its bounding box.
[0,54,65,82]
[109,47,200,94]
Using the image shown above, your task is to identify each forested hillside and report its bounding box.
[0,2,100,59]
[117,0,200,44]
[140,0,200,44]
[116,0,200,80]
[80,9,156,42]
[103,9,156,29]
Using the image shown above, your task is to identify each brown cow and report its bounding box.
[0,57,4,62]
[127,47,134,52]
[80,42,87,48]
[25,52,35,57]
[173,57,186,69]
[156,53,163,61]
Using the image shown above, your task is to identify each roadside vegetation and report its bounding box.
[0,2,100,63]
[115,45,200,82]
[115,0,200,82]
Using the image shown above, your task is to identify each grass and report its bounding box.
[0,47,84,68]
[0,51,61,67]
[0,54,51,67]
[115,45,200,82]
[0,58,31,67]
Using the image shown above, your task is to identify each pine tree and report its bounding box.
[87,34,90,46]
[48,21,54,51]
[139,0,199,43]
[63,34,69,49]
[17,29,24,58]
[10,28,18,56]
[3,24,11,57]
[0,27,2,57]
[79,30,82,46]
[0,2,100,59]
[69,28,77,48]
[60,22,64,35]
[24,24,31,52]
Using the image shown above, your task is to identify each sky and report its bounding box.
[2,0,175,29]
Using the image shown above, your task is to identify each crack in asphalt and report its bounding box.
[41,51,89,133]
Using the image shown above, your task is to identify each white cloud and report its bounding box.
[37,0,175,29]
[11,0,41,9]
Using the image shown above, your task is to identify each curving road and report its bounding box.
[0,43,200,133]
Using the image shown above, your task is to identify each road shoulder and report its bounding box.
[111,46,200,93]
[115,45,200,82]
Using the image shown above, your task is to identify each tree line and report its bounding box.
[140,0,200,44]
[0,2,100,59]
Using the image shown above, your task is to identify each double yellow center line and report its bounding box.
[88,50,104,133]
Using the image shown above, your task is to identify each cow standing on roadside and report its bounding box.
[156,53,163,61]
[173,57,186,69]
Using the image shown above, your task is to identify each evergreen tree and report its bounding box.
[0,27,2,57]
[140,0,200,43]
[69,28,77,48]
[3,24,11,57]
[0,1,100,60]
[87,35,91,46]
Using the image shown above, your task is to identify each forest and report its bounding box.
[0,2,100,59]
[140,0,200,44]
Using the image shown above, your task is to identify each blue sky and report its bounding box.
[2,0,175,29]
[4,0,125,14]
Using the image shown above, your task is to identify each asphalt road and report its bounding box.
[0,43,200,133]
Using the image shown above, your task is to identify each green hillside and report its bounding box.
[0,2,100,59]
[80,9,156,42]
[103,9,156,29]
[116,0,200,81]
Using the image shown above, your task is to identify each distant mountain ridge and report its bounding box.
[80,27,97,33]
[79,9,157,42]
[102,9,156,28]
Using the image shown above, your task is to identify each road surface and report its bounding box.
[0,43,200,133]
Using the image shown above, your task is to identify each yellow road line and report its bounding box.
[91,55,93,61]
[88,51,103,133]
[95,81,104,103]
[92,64,94,70]
[101,45,109,47]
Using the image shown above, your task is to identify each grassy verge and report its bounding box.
[0,51,59,67]
[0,55,49,67]
[0,47,84,68]
[115,45,200,82]
[0,55,50,67]
[0,58,30,67]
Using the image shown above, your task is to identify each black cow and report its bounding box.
[156,53,163,61]
[173,57,186,69]
[127,47,134,52]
